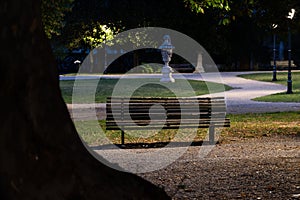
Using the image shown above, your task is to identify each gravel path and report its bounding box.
[139,135,300,199]
[90,135,300,199]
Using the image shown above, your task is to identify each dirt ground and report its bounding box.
[138,135,300,199]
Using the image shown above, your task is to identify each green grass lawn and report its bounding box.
[75,111,300,146]
[60,78,232,103]
[239,72,300,102]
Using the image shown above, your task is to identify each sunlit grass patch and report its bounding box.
[221,112,300,141]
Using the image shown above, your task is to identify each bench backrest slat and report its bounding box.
[106,97,228,131]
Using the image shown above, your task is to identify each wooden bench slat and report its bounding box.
[106,120,230,125]
[106,109,226,114]
[107,106,225,110]
[106,120,230,127]
[107,106,225,111]
[106,124,230,130]
[106,117,230,122]
[106,111,226,115]
[107,97,225,100]
[106,116,226,121]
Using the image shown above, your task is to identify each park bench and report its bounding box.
[270,60,297,68]
[170,64,195,73]
[106,97,230,145]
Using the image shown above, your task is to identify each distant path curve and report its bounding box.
[62,71,300,117]
[188,71,300,114]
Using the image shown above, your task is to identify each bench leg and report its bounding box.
[209,126,215,145]
[121,130,125,145]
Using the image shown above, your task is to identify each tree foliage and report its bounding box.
[184,0,230,14]
[42,0,74,39]
[60,0,231,48]
[184,0,231,25]
[83,23,120,49]
[43,0,300,70]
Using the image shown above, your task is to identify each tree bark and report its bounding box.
[0,1,170,199]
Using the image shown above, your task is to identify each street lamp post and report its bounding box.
[286,8,295,94]
[272,24,278,81]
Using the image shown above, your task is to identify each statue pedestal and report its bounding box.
[193,53,203,73]
[160,65,175,82]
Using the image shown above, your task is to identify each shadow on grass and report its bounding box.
[90,140,219,150]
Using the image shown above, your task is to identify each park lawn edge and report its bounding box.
[238,72,300,103]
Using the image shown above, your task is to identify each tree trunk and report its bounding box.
[0,1,170,199]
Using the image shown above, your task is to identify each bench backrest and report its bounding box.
[270,60,296,67]
[106,97,229,130]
